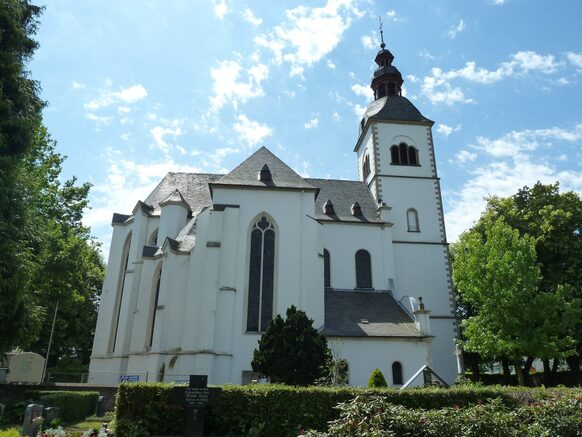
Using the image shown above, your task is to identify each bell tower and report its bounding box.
[354,34,458,384]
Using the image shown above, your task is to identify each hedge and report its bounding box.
[115,383,581,436]
[25,391,99,423]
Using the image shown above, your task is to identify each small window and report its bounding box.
[387,82,396,96]
[407,208,420,232]
[111,232,132,353]
[408,147,418,165]
[149,229,159,246]
[377,85,386,98]
[148,266,162,347]
[362,155,371,180]
[390,145,400,164]
[355,249,372,289]
[392,361,403,385]
[399,143,409,165]
[324,249,331,288]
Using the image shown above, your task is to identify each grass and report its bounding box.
[0,411,114,436]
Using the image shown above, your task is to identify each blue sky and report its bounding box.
[30,0,582,257]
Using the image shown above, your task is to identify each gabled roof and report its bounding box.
[211,146,316,191]
[306,178,382,223]
[324,291,421,337]
[144,173,221,216]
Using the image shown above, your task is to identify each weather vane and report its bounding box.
[378,16,385,49]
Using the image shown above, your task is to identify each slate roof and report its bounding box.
[144,173,221,216]
[324,291,422,337]
[306,178,382,223]
[361,95,433,128]
[211,146,316,191]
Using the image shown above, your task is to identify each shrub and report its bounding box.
[368,368,387,387]
[25,391,99,423]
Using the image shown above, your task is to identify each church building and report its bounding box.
[89,40,459,387]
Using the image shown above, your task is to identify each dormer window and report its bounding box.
[323,199,335,215]
[258,163,272,181]
[351,201,362,216]
[390,143,420,166]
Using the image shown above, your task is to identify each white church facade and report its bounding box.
[89,42,459,387]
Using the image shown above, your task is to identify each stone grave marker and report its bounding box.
[44,407,60,427]
[172,375,221,437]
[22,403,44,437]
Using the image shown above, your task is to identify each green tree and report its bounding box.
[452,217,575,385]
[0,0,45,353]
[367,368,387,388]
[483,182,582,383]
[252,306,328,386]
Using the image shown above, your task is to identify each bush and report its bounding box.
[115,383,581,437]
[25,391,99,423]
[368,368,387,388]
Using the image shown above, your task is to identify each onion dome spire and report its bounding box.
[370,18,403,100]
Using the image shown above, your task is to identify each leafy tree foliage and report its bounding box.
[452,217,577,385]
[252,306,328,386]
[0,0,45,353]
[367,368,387,388]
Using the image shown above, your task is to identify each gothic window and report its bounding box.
[324,249,331,288]
[392,361,403,385]
[390,145,400,164]
[407,208,420,232]
[355,249,372,289]
[149,229,159,246]
[362,154,371,180]
[148,265,162,347]
[111,232,132,353]
[247,215,276,332]
[391,143,420,166]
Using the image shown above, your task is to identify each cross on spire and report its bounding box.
[379,16,385,49]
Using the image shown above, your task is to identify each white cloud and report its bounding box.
[242,8,262,26]
[566,51,582,70]
[361,35,375,50]
[150,126,183,153]
[86,113,112,126]
[209,147,239,163]
[333,111,341,122]
[448,19,465,39]
[72,81,85,90]
[445,124,582,241]
[233,115,273,148]
[214,0,228,19]
[304,117,319,129]
[351,83,373,99]
[120,133,131,141]
[490,0,508,4]
[420,51,560,105]
[209,60,268,112]
[455,150,477,164]
[256,0,361,73]
[84,84,148,111]
[436,123,461,137]
[326,59,336,69]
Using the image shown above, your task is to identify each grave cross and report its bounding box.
[182,375,221,437]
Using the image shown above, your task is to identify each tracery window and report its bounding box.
[390,143,419,166]
[147,265,162,347]
[407,208,420,232]
[392,361,403,385]
[247,216,276,332]
[324,249,331,289]
[111,232,132,352]
[355,249,372,289]
[149,229,159,246]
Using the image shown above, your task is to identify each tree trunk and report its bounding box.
[501,357,512,385]
[542,359,552,386]
[522,357,534,386]
[566,355,581,386]
[551,358,559,373]
[514,360,525,386]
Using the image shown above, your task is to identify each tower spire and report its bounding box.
[379,16,385,49]
[369,21,403,100]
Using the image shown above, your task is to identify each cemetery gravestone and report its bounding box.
[172,375,221,437]
[44,407,60,427]
[22,404,44,437]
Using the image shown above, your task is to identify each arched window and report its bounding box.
[408,147,419,165]
[407,208,420,232]
[377,84,386,98]
[362,154,371,180]
[399,142,409,165]
[355,249,372,289]
[324,249,331,289]
[149,229,159,246]
[392,361,403,385]
[390,145,400,164]
[111,232,132,353]
[247,216,276,332]
[147,265,162,347]
[387,82,397,96]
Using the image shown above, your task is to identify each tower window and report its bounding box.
[247,215,276,332]
[362,154,371,180]
[407,208,420,232]
[324,249,331,288]
[111,232,132,353]
[355,249,372,289]
[392,361,403,385]
[148,265,162,347]
[388,82,396,96]
[390,143,420,166]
